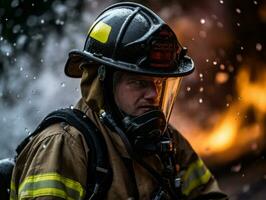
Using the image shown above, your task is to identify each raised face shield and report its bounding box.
[113,72,181,123]
[159,77,182,122]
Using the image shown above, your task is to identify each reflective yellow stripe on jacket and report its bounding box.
[15,172,85,200]
[10,181,17,200]
[182,159,212,196]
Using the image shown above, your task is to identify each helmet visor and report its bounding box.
[159,77,182,122]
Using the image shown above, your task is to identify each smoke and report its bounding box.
[0,0,114,158]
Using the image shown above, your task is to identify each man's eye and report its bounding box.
[130,80,147,87]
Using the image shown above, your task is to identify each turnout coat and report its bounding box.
[10,67,227,200]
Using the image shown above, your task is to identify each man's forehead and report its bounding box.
[119,71,165,80]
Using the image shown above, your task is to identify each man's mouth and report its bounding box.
[138,105,159,110]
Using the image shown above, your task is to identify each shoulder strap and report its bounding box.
[16,108,112,200]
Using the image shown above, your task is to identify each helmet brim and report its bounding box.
[64,49,195,78]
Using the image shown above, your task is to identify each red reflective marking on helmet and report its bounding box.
[148,28,178,68]
[150,51,173,61]
[149,49,176,68]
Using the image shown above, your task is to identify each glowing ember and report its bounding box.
[256,43,262,51]
[200,19,206,24]
[215,72,229,84]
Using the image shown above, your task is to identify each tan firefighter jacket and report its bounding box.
[10,66,228,200]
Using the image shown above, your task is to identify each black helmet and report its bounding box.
[64,2,194,78]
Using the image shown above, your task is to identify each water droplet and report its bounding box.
[41,19,45,24]
[240,46,244,50]
[11,0,19,7]
[242,184,250,193]
[25,128,30,134]
[256,43,262,51]
[220,64,225,70]
[236,8,241,14]
[42,144,47,149]
[199,73,203,78]
[83,115,87,119]
[228,65,234,72]
[69,105,74,109]
[199,87,204,92]
[251,143,258,151]
[55,19,60,25]
[213,61,218,65]
[206,59,209,63]
[19,66,23,71]
[254,1,258,5]
[217,22,224,28]
[200,19,206,24]
[236,54,243,62]
[199,98,203,103]
[186,87,191,92]
[199,30,207,38]
[236,22,241,27]
[60,82,66,87]
[226,103,230,107]
[219,0,224,4]
[33,76,36,80]
[40,59,44,63]
[231,163,242,172]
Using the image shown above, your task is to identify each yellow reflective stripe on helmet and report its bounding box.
[89,21,111,43]
[18,172,85,200]
[182,159,212,196]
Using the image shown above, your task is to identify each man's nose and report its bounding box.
[144,84,160,100]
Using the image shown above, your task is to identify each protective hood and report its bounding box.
[80,65,104,113]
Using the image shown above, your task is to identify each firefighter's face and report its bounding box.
[114,72,163,116]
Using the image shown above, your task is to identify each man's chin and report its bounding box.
[135,106,160,116]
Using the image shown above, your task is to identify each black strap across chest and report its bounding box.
[16,108,112,200]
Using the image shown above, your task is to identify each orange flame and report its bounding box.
[172,64,266,165]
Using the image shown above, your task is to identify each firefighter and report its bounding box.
[10,2,228,200]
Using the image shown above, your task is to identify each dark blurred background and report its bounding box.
[0,0,265,199]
